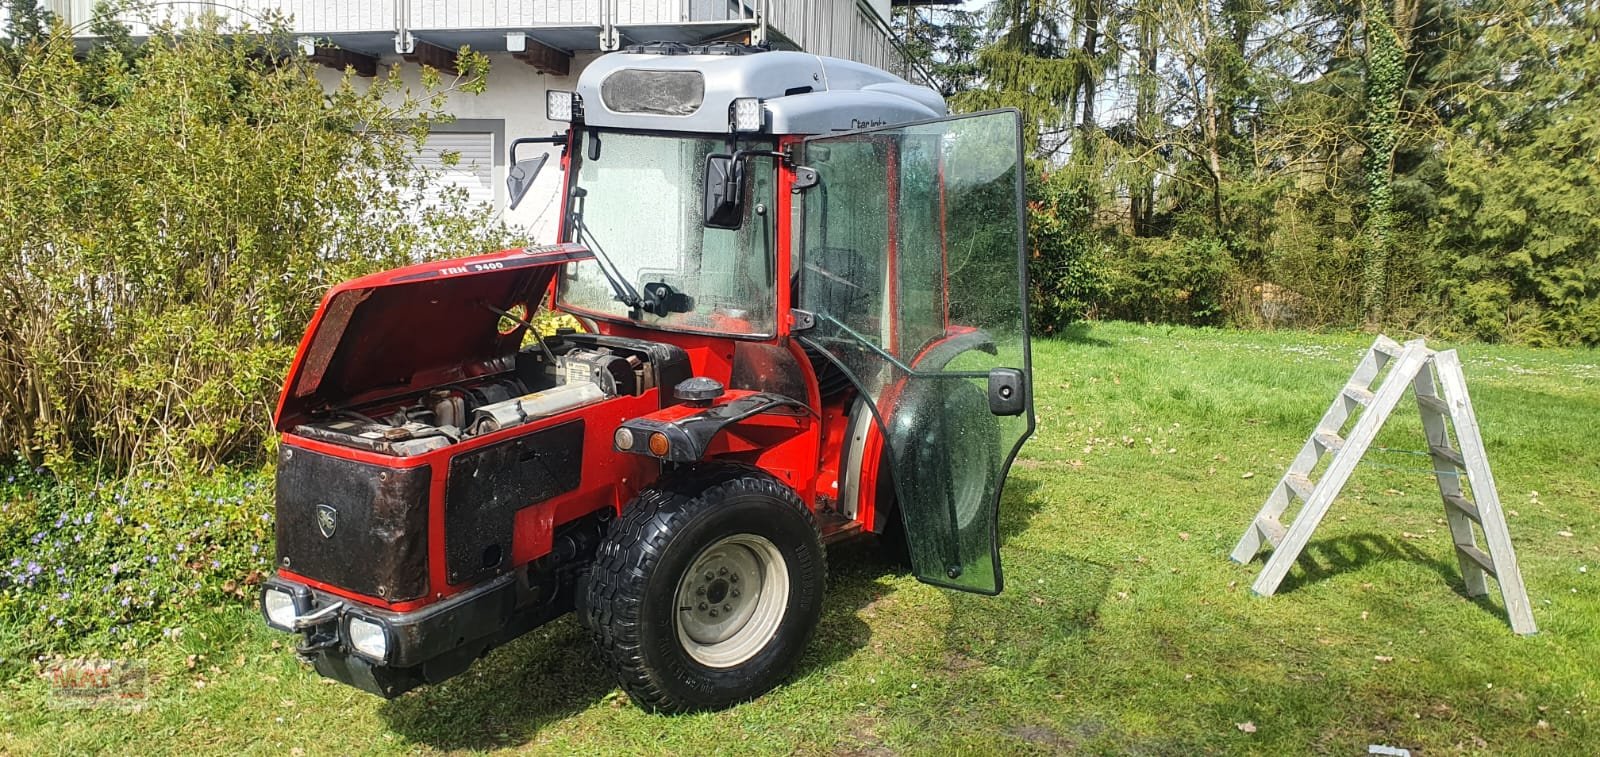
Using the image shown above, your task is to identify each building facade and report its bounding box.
[52,1,919,238]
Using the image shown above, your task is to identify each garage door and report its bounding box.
[415,131,496,210]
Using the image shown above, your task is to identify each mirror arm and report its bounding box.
[509,133,567,164]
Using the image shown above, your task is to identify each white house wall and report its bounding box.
[316,52,600,246]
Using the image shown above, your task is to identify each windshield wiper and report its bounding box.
[568,187,644,316]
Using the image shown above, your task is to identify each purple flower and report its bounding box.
[110,563,120,575]
[119,596,130,607]
[58,591,70,600]
[73,534,82,543]
[8,559,18,569]
[209,560,220,569]
[114,515,123,525]
[25,562,40,576]
[176,543,186,553]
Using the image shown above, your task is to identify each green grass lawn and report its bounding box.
[4,322,1598,755]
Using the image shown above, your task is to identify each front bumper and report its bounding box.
[260,572,539,698]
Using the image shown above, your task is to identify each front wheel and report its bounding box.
[583,464,826,713]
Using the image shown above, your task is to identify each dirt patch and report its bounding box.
[943,651,986,673]
[832,715,896,757]
[1009,724,1075,752]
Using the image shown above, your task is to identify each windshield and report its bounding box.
[557,130,778,336]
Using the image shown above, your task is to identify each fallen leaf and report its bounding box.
[1361,611,1370,620]
[1537,719,1550,729]
[1558,530,1574,538]
[1375,655,1394,663]
[1179,532,1191,541]
[1237,721,1257,734]
[1242,471,1256,479]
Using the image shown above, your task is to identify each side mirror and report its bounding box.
[506,153,549,211]
[703,153,745,230]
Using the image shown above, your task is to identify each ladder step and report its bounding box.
[1256,517,1287,548]
[1284,473,1315,501]
[1313,431,1345,453]
[1371,338,1403,358]
[1342,385,1375,407]
[1456,544,1499,578]
[1415,394,1450,414]
[1443,493,1482,523]
[1430,444,1466,468]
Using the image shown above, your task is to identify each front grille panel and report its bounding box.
[275,446,430,602]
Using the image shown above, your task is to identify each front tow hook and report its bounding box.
[292,601,344,630]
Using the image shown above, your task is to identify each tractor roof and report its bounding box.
[575,45,946,136]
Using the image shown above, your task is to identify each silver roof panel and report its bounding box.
[575,50,945,135]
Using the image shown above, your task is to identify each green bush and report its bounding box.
[1026,167,1104,334]
[0,462,272,671]
[0,10,514,473]
[1097,234,1235,326]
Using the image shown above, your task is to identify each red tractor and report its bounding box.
[260,43,1033,713]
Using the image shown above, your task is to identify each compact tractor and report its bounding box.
[260,43,1034,712]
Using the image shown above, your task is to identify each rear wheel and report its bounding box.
[583,464,826,713]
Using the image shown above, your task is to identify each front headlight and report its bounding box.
[346,616,390,662]
[263,587,297,631]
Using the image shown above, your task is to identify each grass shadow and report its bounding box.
[997,475,1044,547]
[377,616,612,751]
[1273,531,1511,625]
[381,552,883,751]
[1274,532,1456,594]
[1046,322,1114,347]
[945,550,1112,670]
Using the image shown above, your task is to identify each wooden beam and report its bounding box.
[309,45,378,78]
[512,38,571,76]
[403,40,459,76]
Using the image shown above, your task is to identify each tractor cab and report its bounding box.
[262,44,1033,708]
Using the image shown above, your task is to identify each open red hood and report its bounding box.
[274,243,593,429]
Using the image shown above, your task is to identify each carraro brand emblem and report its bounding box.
[315,504,338,539]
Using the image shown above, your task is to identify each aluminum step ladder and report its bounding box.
[1231,336,1536,635]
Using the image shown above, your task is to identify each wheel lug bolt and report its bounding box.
[731,589,740,598]
[719,567,727,575]
[705,571,715,581]
[722,604,731,612]
[730,574,739,583]
[699,602,708,611]
[697,586,705,596]
[709,609,718,617]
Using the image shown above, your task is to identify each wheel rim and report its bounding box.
[673,533,790,669]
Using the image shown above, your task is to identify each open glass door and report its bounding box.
[796,110,1033,594]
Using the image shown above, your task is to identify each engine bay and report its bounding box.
[293,334,680,456]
